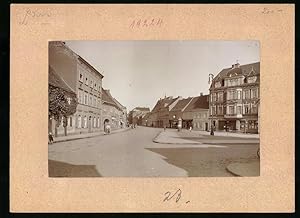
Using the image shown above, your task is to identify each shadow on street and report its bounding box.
[48,160,102,177]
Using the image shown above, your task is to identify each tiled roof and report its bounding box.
[151,96,177,112]
[184,95,209,111]
[170,97,193,112]
[212,62,260,86]
[49,66,75,93]
[102,88,120,109]
[134,107,150,111]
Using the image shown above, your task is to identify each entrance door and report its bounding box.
[205,123,208,131]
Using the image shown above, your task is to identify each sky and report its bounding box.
[66,41,260,111]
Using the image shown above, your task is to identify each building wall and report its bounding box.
[49,42,77,91]
[49,41,104,137]
[209,70,259,133]
[182,110,209,131]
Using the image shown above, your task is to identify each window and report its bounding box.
[237,106,242,114]
[93,117,96,128]
[244,105,249,114]
[77,116,82,128]
[90,79,93,88]
[213,93,217,102]
[244,90,250,99]
[89,95,92,106]
[84,93,88,105]
[218,106,223,115]
[237,90,241,99]
[252,104,258,114]
[83,116,87,128]
[97,117,100,128]
[229,106,234,115]
[217,92,223,102]
[68,117,72,127]
[94,83,97,90]
[85,77,89,85]
[252,88,258,98]
[94,97,96,107]
[227,90,235,100]
[79,70,83,82]
[212,106,217,115]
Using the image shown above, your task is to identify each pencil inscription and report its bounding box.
[129,18,163,29]
[19,8,54,25]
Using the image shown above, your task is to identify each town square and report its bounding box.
[48,40,260,177]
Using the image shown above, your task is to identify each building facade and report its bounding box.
[209,62,260,133]
[128,107,150,126]
[49,41,104,136]
[182,94,209,131]
[102,88,126,130]
[151,96,181,128]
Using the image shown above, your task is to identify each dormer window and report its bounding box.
[247,76,257,83]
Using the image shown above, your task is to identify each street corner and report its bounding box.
[152,129,203,145]
[226,160,260,177]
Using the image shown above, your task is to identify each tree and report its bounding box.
[49,85,78,136]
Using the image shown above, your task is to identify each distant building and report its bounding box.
[169,97,193,128]
[151,96,181,128]
[182,94,209,131]
[129,107,150,126]
[102,88,126,130]
[209,62,260,133]
[49,41,104,136]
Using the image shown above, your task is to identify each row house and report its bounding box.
[182,94,209,131]
[49,41,104,136]
[102,89,127,130]
[128,107,150,126]
[209,62,260,133]
[148,94,209,130]
[150,96,181,128]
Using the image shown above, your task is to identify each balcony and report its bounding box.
[224,114,243,118]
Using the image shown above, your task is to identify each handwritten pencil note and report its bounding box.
[163,189,190,204]
[129,18,163,29]
[19,8,59,25]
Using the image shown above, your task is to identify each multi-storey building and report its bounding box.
[209,62,260,133]
[128,107,150,126]
[151,96,181,128]
[49,41,104,136]
[102,88,126,130]
[182,94,209,131]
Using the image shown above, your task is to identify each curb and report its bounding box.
[226,161,260,177]
[152,131,203,145]
[51,128,131,144]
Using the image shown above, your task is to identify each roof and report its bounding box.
[78,56,104,78]
[211,62,260,87]
[184,95,209,111]
[102,88,120,109]
[170,97,193,112]
[51,41,104,78]
[134,107,150,112]
[49,66,75,94]
[151,96,175,112]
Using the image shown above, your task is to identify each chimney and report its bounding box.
[200,92,203,96]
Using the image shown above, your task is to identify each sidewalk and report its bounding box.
[153,129,202,144]
[192,129,259,138]
[50,127,131,144]
[226,160,260,176]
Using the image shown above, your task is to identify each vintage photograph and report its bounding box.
[48,40,260,177]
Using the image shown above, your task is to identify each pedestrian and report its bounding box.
[189,126,192,131]
[48,132,54,144]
